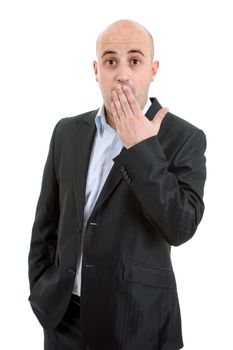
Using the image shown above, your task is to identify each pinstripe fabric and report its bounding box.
[28,98,206,349]
[73,100,151,296]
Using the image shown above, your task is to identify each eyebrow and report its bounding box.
[101,49,145,59]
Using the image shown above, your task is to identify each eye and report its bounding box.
[106,59,117,66]
[131,59,140,65]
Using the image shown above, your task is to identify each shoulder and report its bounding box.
[158,112,206,162]
[52,109,98,137]
[150,97,205,141]
[158,111,206,162]
[161,111,206,143]
[58,109,97,129]
[165,112,203,134]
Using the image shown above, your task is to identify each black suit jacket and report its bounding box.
[28,98,206,349]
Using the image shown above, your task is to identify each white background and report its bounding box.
[0,0,232,349]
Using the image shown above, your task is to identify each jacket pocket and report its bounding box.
[29,264,58,299]
[123,262,175,288]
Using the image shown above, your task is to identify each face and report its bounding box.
[93,22,159,118]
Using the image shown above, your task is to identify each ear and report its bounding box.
[93,60,99,82]
[150,60,159,82]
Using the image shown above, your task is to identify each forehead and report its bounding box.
[97,28,151,57]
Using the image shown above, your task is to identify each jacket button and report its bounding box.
[90,222,98,226]
[127,177,132,183]
[68,269,76,276]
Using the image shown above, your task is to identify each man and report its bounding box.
[28,19,206,350]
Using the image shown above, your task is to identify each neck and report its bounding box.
[105,108,117,130]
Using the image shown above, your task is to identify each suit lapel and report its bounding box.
[72,111,97,229]
[146,97,169,141]
[88,162,123,222]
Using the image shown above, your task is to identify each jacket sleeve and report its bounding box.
[113,128,207,246]
[28,121,61,291]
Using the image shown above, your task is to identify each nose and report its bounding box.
[116,65,130,85]
[117,76,129,84]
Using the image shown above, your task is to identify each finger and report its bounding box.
[152,107,169,125]
[116,85,133,118]
[110,100,119,123]
[121,85,142,116]
[111,101,124,135]
[111,90,126,120]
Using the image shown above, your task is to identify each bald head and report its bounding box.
[96,19,154,60]
[93,19,159,118]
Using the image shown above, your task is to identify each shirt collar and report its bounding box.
[95,104,108,136]
[95,98,152,137]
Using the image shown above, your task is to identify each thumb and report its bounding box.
[151,107,169,128]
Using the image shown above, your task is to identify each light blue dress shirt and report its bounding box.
[73,99,152,295]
